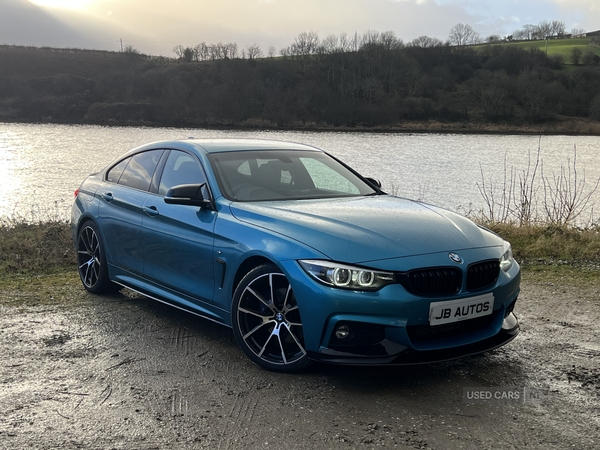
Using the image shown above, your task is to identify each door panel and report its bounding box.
[141,197,217,303]
[97,149,164,276]
[141,150,217,303]
[97,185,148,275]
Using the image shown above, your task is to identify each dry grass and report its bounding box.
[0,220,75,275]
[484,222,600,264]
[1,215,600,284]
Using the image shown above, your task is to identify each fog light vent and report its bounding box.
[328,322,388,356]
[335,325,350,340]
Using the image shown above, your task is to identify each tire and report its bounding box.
[232,264,310,372]
[76,221,116,294]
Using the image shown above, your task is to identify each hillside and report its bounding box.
[476,36,600,66]
[1,41,600,133]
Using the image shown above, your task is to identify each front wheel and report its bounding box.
[232,264,310,372]
[76,221,116,294]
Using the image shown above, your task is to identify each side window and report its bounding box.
[106,158,130,184]
[158,150,206,196]
[118,150,164,191]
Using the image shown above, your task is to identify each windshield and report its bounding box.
[209,150,377,202]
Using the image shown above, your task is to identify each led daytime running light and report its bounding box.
[299,260,395,291]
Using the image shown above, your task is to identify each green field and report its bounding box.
[477,37,600,64]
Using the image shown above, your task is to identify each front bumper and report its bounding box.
[308,312,519,365]
[280,255,521,366]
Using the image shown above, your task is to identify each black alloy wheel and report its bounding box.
[232,264,310,372]
[77,221,116,294]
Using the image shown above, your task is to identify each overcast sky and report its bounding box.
[2,0,599,56]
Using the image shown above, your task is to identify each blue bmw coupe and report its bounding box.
[72,139,520,372]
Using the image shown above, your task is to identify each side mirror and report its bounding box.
[164,183,213,209]
[364,177,382,189]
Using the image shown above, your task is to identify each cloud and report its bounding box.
[0,0,85,47]
[552,0,600,30]
[2,0,599,56]
[0,0,141,50]
[79,0,475,54]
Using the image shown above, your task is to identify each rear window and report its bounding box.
[107,150,164,192]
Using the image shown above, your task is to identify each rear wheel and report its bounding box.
[77,221,116,294]
[232,264,310,372]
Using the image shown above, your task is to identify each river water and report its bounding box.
[1,122,599,223]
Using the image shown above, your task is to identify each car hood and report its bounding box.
[229,196,502,263]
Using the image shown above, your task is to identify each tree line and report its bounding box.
[169,21,585,62]
[1,27,600,130]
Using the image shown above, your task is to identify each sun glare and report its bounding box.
[30,0,94,9]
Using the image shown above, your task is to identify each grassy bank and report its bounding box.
[0,220,74,276]
[485,223,600,287]
[1,220,599,287]
[478,37,600,64]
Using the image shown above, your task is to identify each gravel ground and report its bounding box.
[1,275,599,449]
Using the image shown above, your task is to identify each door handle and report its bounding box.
[143,206,159,217]
[101,192,113,202]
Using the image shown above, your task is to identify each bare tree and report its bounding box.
[208,44,221,60]
[268,46,276,58]
[172,44,193,62]
[537,20,553,39]
[550,20,566,37]
[517,24,539,40]
[571,27,586,37]
[173,44,185,58]
[478,142,600,226]
[123,44,139,55]
[246,44,263,60]
[409,35,444,48]
[290,31,320,57]
[477,145,540,226]
[194,43,210,61]
[448,23,480,46]
[338,32,357,53]
[321,34,340,54]
[360,30,381,47]
[224,43,238,59]
[542,146,600,226]
[358,30,402,51]
[380,31,403,50]
[512,29,526,41]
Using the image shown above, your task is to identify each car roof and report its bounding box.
[132,138,323,155]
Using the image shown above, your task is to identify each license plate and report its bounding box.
[429,293,494,326]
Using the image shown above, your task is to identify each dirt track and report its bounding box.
[1,275,599,449]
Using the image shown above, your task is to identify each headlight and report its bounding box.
[500,241,514,272]
[299,260,395,291]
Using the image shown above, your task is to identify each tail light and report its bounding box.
[74,189,80,198]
